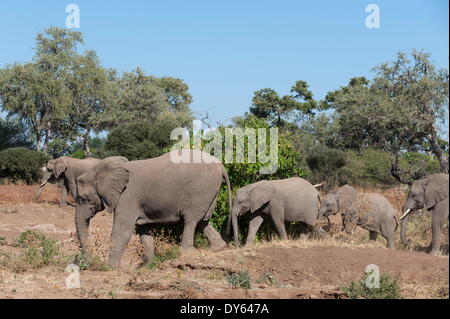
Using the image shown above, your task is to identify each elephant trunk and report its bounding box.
[75,206,91,254]
[33,174,51,203]
[400,213,410,246]
[231,209,239,245]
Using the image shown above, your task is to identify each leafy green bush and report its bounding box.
[305,145,347,188]
[343,148,397,187]
[340,271,401,299]
[105,117,181,160]
[15,231,61,268]
[0,118,33,151]
[0,147,50,184]
[226,270,252,289]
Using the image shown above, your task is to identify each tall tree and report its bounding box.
[322,50,449,181]
[0,27,82,153]
[66,50,116,156]
[250,80,317,127]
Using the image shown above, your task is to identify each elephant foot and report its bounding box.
[209,240,226,251]
[180,245,196,255]
[428,249,441,256]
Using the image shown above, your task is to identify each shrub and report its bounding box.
[105,117,180,160]
[343,148,397,187]
[340,271,401,299]
[226,270,252,289]
[305,145,347,188]
[0,147,50,184]
[15,231,61,268]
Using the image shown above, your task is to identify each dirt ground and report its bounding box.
[0,184,448,299]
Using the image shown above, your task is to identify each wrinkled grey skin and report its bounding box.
[75,150,231,269]
[34,157,101,205]
[319,185,398,249]
[228,177,320,245]
[401,173,449,255]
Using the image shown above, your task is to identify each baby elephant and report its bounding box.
[228,177,320,245]
[319,185,398,249]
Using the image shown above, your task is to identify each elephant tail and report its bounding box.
[221,165,233,235]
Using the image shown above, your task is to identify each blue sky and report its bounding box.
[0,0,448,124]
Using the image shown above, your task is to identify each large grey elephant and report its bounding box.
[318,185,398,249]
[75,150,231,269]
[400,173,449,255]
[228,177,320,245]
[34,157,101,205]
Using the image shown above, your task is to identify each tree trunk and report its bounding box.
[390,154,413,185]
[427,124,449,174]
[83,128,92,158]
[42,122,52,154]
[35,131,41,152]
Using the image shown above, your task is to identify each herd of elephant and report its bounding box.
[33,150,449,269]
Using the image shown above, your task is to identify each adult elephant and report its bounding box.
[400,173,449,255]
[318,185,398,249]
[34,157,101,205]
[227,177,320,245]
[75,150,232,269]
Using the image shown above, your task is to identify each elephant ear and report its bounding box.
[249,181,273,213]
[336,184,357,213]
[54,157,68,178]
[424,174,449,210]
[95,157,129,214]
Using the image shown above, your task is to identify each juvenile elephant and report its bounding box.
[318,185,398,249]
[400,173,449,255]
[228,177,320,245]
[34,157,101,205]
[75,150,232,269]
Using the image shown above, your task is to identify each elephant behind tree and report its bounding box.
[318,185,398,249]
[75,150,232,269]
[228,177,320,245]
[34,157,101,205]
[400,173,449,256]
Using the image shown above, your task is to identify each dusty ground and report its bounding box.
[0,184,448,299]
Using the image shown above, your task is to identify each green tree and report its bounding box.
[322,50,449,181]
[66,51,117,156]
[250,80,317,127]
[0,27,83,153]
[105,115,182,160]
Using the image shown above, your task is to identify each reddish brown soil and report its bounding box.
[0,185,448,299]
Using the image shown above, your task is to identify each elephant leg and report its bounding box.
[198,221,226,250]
[369,231,378,241]
[180,219,198,250]
[245,214,265,246]
[136,224,155,264]
[59,183,68,206]
[386,235,395,249]
[270,207,288,241]
[109,213,136,269]
[429,200,449,256]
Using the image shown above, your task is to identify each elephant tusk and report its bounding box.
[400,208,412,221]
[313,182,324,188]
